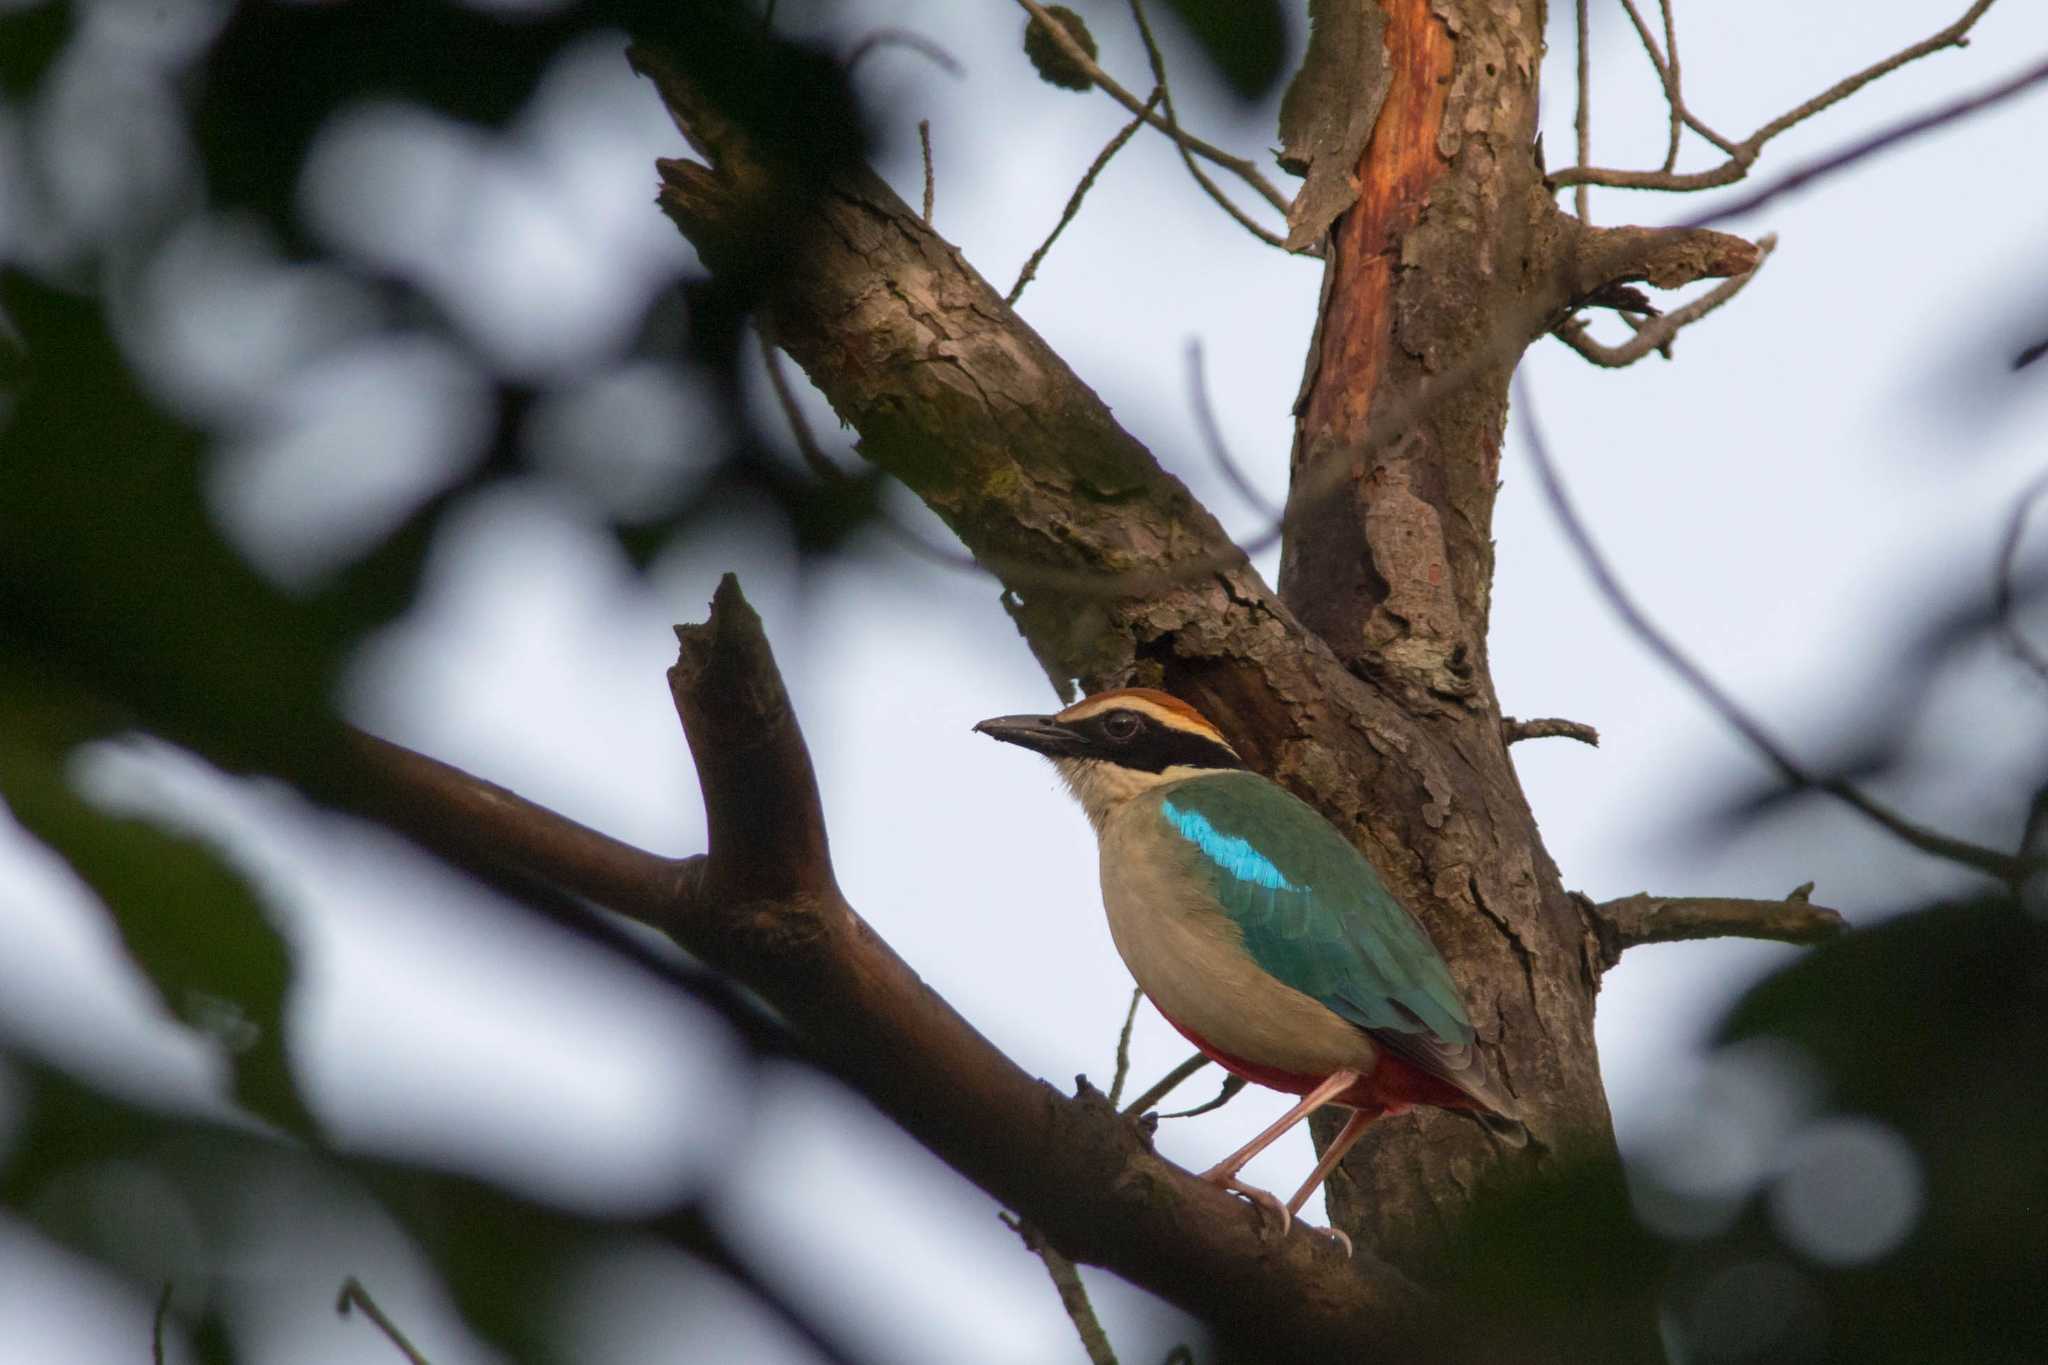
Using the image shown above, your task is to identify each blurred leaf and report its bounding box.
[0,1,67,98]
[0,273,428,781]
[1714,897,2048,1364]
[1439,1156,1669,1365]
[1154,0,1289,100]
[0,732,315,1137]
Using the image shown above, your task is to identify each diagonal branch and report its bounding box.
[1515,376,2026,884]
[346,575,1442,1361]
[1582,886,1848,972]
[1551,0,2000,191]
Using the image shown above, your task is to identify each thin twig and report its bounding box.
[337,1278,433,1365]
[844,27,965,78]
[759,328,845,482]
[1514,375,2023,882]
[918,119,934,223]
[1682,49,2048,227]
[1127,0,1289,248]
[1551,0,2000,191]
[1573,0,1591,223]
[1121,1052,1210,1117]
[1012,0,1292,219]
[1001,1216,1121,1365]
[1108,984,1143,1107]
[1656,0,1684,168]
[1009,87,1161,304]
[1502,716,1600,747]
[1554,233,1776,366]
[152,1283,172,1365]
[1187,339,1280,520]
[1994,470,2048,688]
[1614,0,1739,158]
[1158,1073,1247,1120]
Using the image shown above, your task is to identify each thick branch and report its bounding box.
[1555,234,1776,368]
[354,575,1442,1360]
[1584,889,1848,972]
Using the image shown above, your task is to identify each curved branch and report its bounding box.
[1554,234,1776,368]
[346,575,1441,1361]
[1502,717,1599,747]
[1584,888,1848,972]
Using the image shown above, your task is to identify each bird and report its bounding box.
[975,687,1520,1241]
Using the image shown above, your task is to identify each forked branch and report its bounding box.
[347,575,1441,1362]
[1551,0,1999,191]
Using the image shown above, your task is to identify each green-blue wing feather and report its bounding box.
[1151,772,1475,1057]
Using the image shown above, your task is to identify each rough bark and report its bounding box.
[628,0,1752,1311]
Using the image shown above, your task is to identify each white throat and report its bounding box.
[1052,758,1217,830]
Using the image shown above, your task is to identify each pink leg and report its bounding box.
[1198,1069,1361,1185]
[1285,1106,1378,1215]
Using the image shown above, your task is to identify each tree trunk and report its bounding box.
[632,0,1751,1311]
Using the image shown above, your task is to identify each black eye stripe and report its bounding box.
[1079,709,1243,772]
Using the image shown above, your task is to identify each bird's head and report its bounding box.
[975,688,1244,826]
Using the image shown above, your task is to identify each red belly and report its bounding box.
[1154,1005,1477,1115]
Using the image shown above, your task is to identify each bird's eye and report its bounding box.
[1101,713,1141,742]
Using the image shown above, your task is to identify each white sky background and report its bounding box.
[3,0,2048,1361]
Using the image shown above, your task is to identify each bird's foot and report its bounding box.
[1207,1174,1291,1241]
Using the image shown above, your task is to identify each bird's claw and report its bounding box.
[1211,1175,1292,1240]
[1310,1224,1353,1258]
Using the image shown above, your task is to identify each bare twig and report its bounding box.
[759,328,845,482]
[1011,0,1292,221]
[1009,86,1161,304]
[1108,984,1143,1107]
[1502,716,1600,747]
[1551,0,2001,191]
[1573,0,1591,223]
[1583,885,1847,971]
[337,1278,433,1365]
[1126,0,1289,249]
[152,1283,172,1365]
[1002,1216,1120,1365]
[918,118,934,223]
[1994,470,2048,688]
[844,27,965,78]
[1514,375,2025,883]
[1614,0,1739,159]
[1554,234,1776,366]
[1159,1073,1248,1120]
[1655,0,1685,168]
[1121,1052,1211,1117]
[1187,339,1280,520]
[1682,49,2048,227]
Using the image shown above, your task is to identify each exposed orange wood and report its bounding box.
[1302,0,1455,441]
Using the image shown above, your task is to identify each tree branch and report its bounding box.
[1502,717,1599,747]
[1554,234,1776,368]
[346,575,1441,1360]
[1515,376,2027,884]
[1550,0,1999,191]
[1003,1216,1121,1365]
[1582,887,1848,972]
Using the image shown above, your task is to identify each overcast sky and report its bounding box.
[4,1,2047,1361]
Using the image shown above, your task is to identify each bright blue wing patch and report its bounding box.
[1150,772,1474,1051]
[1160,800,1300,892]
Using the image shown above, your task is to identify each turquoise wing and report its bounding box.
[1151,771,1476,1057]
